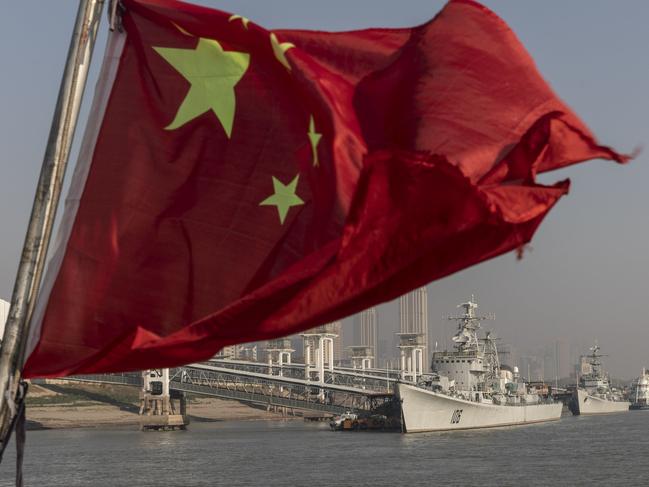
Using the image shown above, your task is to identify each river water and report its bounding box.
[1,411,647,486]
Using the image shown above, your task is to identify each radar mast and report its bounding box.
[448,295,494,353]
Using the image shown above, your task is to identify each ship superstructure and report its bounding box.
[569,344,629,415]
[629,368,649,410]
[397,298,562,432]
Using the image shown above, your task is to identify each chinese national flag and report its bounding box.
[23,0,627,377]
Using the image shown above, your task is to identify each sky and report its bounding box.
[1,1,647,378]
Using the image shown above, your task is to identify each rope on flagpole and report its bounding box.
[108,0,125,32]
[0,381,27,486]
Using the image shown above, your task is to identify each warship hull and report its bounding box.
[397,383,563,433]
[571,389,630,415]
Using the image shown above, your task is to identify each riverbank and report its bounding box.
[26,382,296,430]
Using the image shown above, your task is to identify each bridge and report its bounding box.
[49,359,402,416]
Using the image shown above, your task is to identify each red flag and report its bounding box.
[23,0,628,377]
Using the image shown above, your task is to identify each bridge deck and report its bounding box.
[52,361,398,415]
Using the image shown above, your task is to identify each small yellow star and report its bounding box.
[308,115,322,167]
[270,33,295,71]
[260,175,304,224]
[171,22,193,37]
[228,14,251,29]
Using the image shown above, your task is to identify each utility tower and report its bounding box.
[265,338,294,376]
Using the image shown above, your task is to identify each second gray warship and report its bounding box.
[570,344,629,415]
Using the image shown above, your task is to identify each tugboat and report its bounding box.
[629,368,649,410]
[569,344,630,415]
[329,411,358,430]
[396,298,562,433]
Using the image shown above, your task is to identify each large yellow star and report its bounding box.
[260,175,304,224]
[154,38,250,137]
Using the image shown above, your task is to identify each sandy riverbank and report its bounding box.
[26,382,297,430]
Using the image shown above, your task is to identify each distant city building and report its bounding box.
[0,298,9,342]
[219,343,258,361]
[377,338,389,369]
[518,340,581,383]
[399,287,429,363]
[240,344,258,362]
[569,343,582,379]
[220,345,236,359]
[352,307,378,368]
[541,346,552,381]
[519,354,544,382]
[555,339,571,379]
[541,342,572,383]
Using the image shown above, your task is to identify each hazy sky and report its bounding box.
[1,1,647,378]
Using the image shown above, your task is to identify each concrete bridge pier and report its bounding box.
[139,368,189,431]
[303,330,337,401]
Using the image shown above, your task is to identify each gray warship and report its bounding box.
[397,298,562,432]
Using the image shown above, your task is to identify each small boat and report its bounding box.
[329,411,358,430]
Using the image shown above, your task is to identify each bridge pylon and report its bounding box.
[265,338,294,376]
[302,327,337,400]
[397,333,426,382]
[139,368,189,431]
[348,345,374,371]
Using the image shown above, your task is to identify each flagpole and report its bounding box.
[0,0,105,452]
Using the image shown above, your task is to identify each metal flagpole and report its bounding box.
[0,0,106,455]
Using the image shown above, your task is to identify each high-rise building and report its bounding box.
[538,340,572,382]
[329,321,343,364]
[353,307,378,368]
[543,345,555,382]
[220,345,236,359]
[219,343,258,361]
[555,339,571,379]
[399,287,429,362]
[377,338,389,368]
[569,343,582,379]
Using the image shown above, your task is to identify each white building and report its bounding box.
[0,298,9,340]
